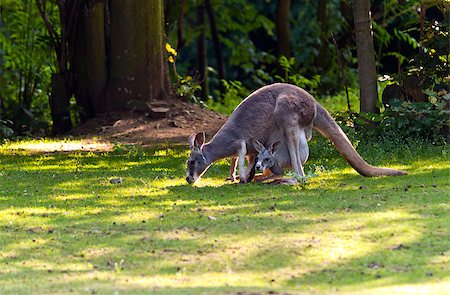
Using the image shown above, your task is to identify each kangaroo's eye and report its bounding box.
[188,160,195,165]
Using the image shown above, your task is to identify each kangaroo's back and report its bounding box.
[213,83,316,150]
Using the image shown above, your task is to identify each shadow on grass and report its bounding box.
[0,145,449,294]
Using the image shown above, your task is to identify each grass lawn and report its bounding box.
[0,138,449,294]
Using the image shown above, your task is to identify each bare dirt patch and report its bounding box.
[69,98,228,147]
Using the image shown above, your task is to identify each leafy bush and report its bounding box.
[345,90,449,144]
[276,56,321,93]
[207,80,250,115]
[0,119,14,139]
[176,75,204,106]
[379,97,448,143]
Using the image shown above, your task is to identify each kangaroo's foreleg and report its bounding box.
[226,157,238,181]
[236,140,250,183]
[242,155,256,183]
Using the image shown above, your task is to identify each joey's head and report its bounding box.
[252,139,281,172]
[186,132,211,184]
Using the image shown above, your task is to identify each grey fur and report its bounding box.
[186,83,407,184]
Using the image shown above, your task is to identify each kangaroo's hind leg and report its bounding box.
[283,127,305,177]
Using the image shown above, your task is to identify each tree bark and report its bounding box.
[36,0,80,134]
[176,0,186,50]
[275,0,291,58]
[353,0,378,113]
[49,73,72,135]
[106,0,169,110]
[316,0,328,69]
[196,2,208,100]
[72,0,107,118]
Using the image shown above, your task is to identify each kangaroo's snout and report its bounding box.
[255,163,263,171]
[186,176,195,184]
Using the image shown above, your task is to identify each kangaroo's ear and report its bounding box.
[196,132,206,146]
[188,133,206,150]
[270,141,281,154]
[252,138,264,152]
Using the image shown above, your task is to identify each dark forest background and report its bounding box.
[0,0,448,142]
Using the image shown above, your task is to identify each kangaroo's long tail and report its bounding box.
[313,104,407,177]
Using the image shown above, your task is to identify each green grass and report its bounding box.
[0,138,449,294]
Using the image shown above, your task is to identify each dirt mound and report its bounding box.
[70,98,228,146]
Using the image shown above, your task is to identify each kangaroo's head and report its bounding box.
[186,132,211,184]
[252,139,281,172]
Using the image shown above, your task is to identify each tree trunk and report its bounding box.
[50,73,72,135]
[36,0,76,134]
[205,0,225,94]
[72,0,107,118]
[177,0,186,50]
[353,0,378,113]
[275,0,291,58]
[196,2,208,100]
[105,0,169,110]
[316,0,328,69]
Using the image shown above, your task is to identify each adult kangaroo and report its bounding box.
[186,83,407,184]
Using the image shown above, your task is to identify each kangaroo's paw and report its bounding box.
[226,175,237,182]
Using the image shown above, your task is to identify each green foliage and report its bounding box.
[111,142,147,160]
[411,17,449,91]
[372,0,421,67]
[210,0,275,71]
[0,139,449,294]
[335,89,449,144]
[0,119,14,139]
[377,95,449,144]
[317,87,360,113]
[175,75,205,106]
[275,56,321,92]
[207,80,249,115]
[0,1,55,136]
[374,1,448,95]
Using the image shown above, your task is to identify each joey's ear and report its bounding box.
[188,132,206,150]
[270,141,282,154]
[252,138,264,152]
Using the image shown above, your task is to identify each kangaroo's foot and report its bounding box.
[267,177,299,185]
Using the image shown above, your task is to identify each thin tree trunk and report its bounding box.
[36,0,75,134]
[316,0,328,69]
[106,0,169,110]
[177,0,186,50]
[332,34,351,112]
[353,0,378,113]
[50,73,72,135]
[205,0,225,94]
[275,0,291,57]
[196,2,208,100]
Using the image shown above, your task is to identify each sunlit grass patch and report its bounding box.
[0,139,449,294]
[0,138,112,154]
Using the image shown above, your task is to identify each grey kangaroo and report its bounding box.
[186,83,407,184]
